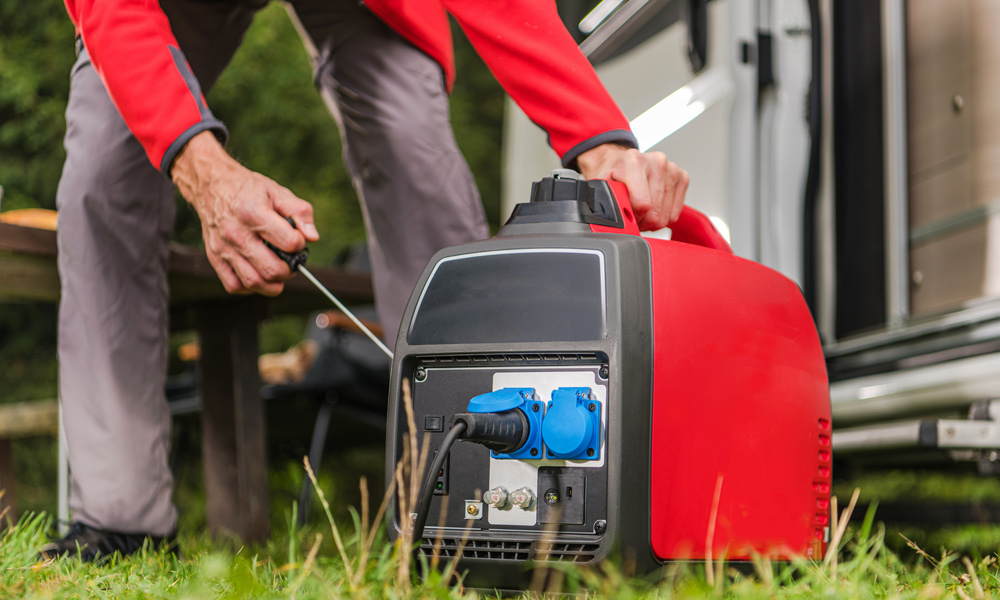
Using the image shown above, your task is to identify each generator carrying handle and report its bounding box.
[604,180,733,254]
[670,206,734,254]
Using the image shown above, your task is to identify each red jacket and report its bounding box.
[63,0,637,174]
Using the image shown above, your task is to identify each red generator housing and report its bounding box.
[385,172,830,589]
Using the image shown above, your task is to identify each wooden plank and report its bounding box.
[198,299,269,543]
[0,440,16,523]
[0,223,57,258]
[0,225,374,310]
[0,401,58,438]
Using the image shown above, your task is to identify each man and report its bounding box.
[44,0,689,559]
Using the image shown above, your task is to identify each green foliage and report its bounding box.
[838,469,1000,504]
[0,0,75,212]
[0,304,58,404]
[448,23,505,229]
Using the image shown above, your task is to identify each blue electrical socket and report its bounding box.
[542,387,602,461]
[466,387,544,460]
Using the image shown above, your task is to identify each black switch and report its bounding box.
[424,415,444,431]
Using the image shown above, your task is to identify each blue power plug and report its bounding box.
[542,387,602,460]
[466,388,544,460]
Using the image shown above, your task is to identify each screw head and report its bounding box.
[588,403,596,412]
[544,489,559,505]
[530,448,538,456]
[466,503,480,516]
[414,367,427,382]
[532,403,540,412]
[492,450,499,456]
[594,520,607,534]
[599,365,609,379]
[587,448,595,457]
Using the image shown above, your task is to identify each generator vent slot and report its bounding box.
[541,543,601,562]
[418,538,531,561]
[417,539,599,562]
[419,353,602,365]
[813,417,833,547]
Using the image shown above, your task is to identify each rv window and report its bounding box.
[566,0,683,66]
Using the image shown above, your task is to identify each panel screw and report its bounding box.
[532,403,540,412]
[588,403,596,412]
[599,365,609,379]
[544,489,559,505]
[414,367,427,382]
[467,504,480,516]
[587,448,595,457]
[530,448,538,456]
[594,520,607,534]
[492,450,499,456]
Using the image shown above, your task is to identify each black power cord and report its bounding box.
[411,421,466,545]
[409,409,529,547]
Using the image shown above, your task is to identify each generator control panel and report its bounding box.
[411,362,609,533]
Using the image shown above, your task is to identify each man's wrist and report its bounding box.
[170,130,234,210]
[576,143,631,179]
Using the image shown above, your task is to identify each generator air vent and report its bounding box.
[417,539,600,563]
[418,538,530,561]
[419,353,602,365]
[542,543,601,562]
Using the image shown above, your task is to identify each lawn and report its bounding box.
[5,471,1000,599]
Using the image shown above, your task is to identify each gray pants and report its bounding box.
[56,0,488,535]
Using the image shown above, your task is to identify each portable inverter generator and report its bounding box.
[385,170,831,589]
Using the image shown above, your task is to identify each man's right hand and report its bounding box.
[170,131,320,296]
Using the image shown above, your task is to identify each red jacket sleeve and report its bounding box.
[441,0,637,168]
[63,0,227,173]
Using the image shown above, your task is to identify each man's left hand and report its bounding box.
[576,143,689,231]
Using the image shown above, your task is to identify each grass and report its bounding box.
[8,380,1000,597]
[6,476,1000,599]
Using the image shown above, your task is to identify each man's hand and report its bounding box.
[576,143,689,231]
[171,131,319,296]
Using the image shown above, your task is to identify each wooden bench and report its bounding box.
[0,221,374,541]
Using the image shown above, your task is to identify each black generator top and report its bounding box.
[504,169,624,229]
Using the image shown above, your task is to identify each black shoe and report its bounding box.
[38,522,179,563]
